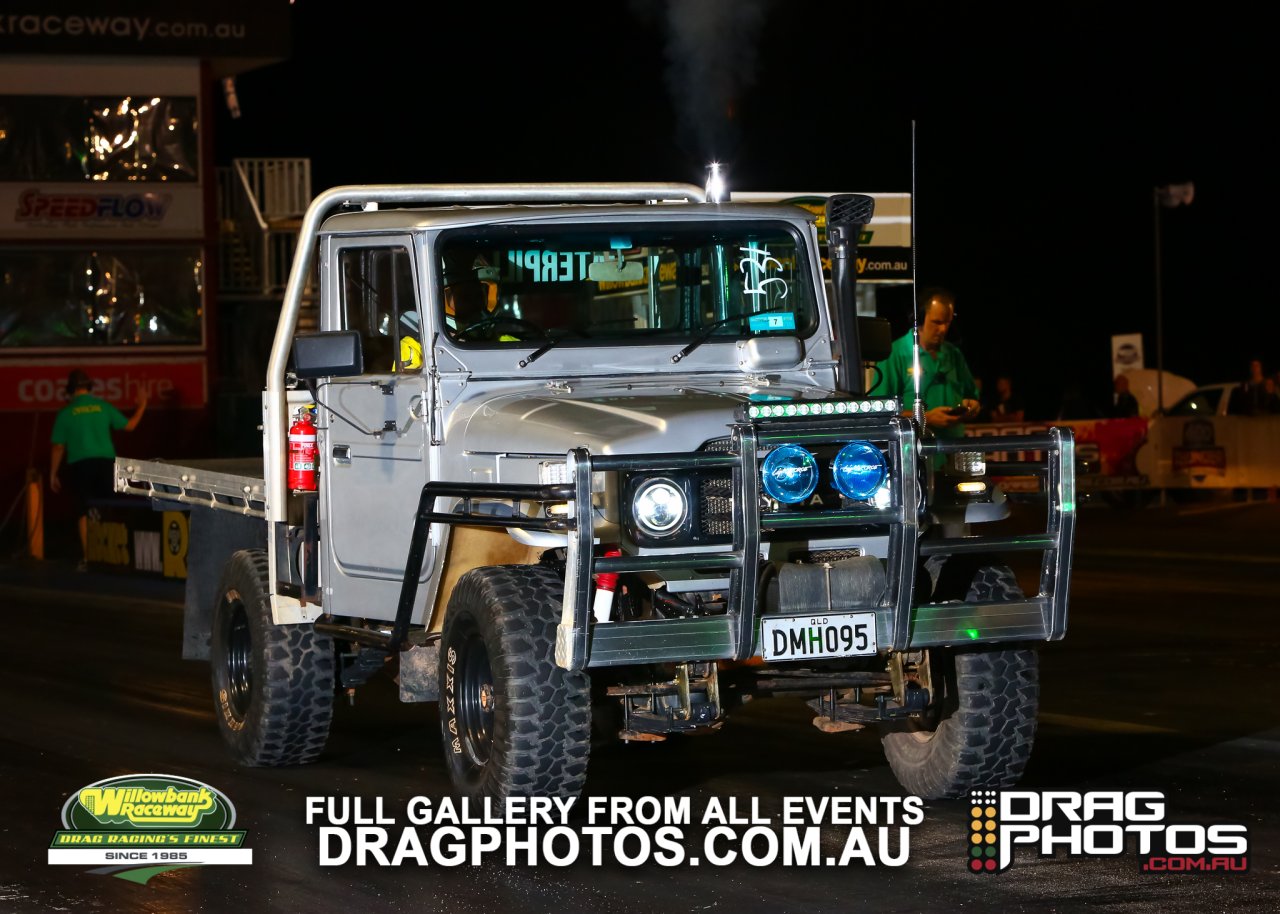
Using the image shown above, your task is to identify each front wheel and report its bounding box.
[439,565,591,800]
[880,566,1039,798]
[209,549,335,766]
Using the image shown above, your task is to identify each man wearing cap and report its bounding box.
[49,369,148,570]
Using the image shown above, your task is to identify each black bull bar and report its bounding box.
[390,417,1076,670]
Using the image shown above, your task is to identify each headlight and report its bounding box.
[831,440,887,500]
[631,478,687,537]
[761,444,818,504]
[949,451,986,476]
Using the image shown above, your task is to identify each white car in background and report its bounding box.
[1164,383,1237,417]
[1119,368,1195,417]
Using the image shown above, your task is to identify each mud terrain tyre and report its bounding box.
[439,565,591,800]
[881,565,1039,798]
[209,549,335,766]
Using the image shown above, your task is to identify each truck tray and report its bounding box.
[115,457,267,517]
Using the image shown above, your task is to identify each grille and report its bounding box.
[793,547,863,564]
[700,477,734,536]
[698,438,734,537]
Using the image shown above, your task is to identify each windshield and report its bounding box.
[1167,387,1228,416]
[436,222,817,347]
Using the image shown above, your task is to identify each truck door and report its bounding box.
[318,235,431,621]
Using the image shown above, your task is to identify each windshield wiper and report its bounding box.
[670,304,792,364]
[519,316,640,368]
[519,327,591,368]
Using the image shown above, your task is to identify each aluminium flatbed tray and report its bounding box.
[115,457,267,518]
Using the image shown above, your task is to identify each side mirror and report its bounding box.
[858,316,893,363]
[292,330,364,379]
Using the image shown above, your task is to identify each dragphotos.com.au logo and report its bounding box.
[967,789,1248,874]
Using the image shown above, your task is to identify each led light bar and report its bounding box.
[746,398,899,420]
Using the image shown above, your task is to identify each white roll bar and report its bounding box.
[263,183,707,521]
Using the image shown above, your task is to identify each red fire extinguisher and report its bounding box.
[288,407,318,492]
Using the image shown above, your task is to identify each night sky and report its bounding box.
[217,3,1270,418]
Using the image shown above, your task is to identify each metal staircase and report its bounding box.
[217,158,317,329]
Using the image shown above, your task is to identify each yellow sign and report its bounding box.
[86,519,129,565]
[162,511,189,579]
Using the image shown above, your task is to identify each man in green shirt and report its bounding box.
[869,287,981,439]
[50,369,147,570]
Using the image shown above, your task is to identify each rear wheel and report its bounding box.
[209,550,335,766]
[439,565,591,799]
[880,565,1039,798]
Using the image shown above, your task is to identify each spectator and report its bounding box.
[1109,374,1140,418]
[50,369,148,570]
[1227,359,1270,416]
[869,286,980,438]
[973,376,992,422]
[989,375,1026,422]
[1058,382,1098,420]
[1264,377,1280,414]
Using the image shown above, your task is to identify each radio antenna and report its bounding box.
[910,120,924,429]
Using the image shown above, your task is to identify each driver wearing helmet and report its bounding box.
[442,251,526,341]
[442,253,498,327]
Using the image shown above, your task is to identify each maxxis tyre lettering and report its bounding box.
[209,549,335,766]
[880,565,1039,799]
[439,564,591,800]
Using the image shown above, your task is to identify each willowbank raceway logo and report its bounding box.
[966,789,1248,874]
[48,774,251,884]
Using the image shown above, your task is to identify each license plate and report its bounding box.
[760,612,878,662]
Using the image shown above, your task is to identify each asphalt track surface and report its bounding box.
[2,500,1277,913]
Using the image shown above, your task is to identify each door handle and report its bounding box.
[332,445,352,466]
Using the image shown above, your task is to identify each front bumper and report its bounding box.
[393,415,1075,670]
[555,416,1075,671]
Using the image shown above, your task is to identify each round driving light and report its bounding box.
[832,441,887,500]
[632,478,686,536]
[761,444,818,504]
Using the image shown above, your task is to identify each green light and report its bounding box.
[750,397,901,420]
[965,628,981,640]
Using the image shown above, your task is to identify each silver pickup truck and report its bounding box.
[118,182,1075,803]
